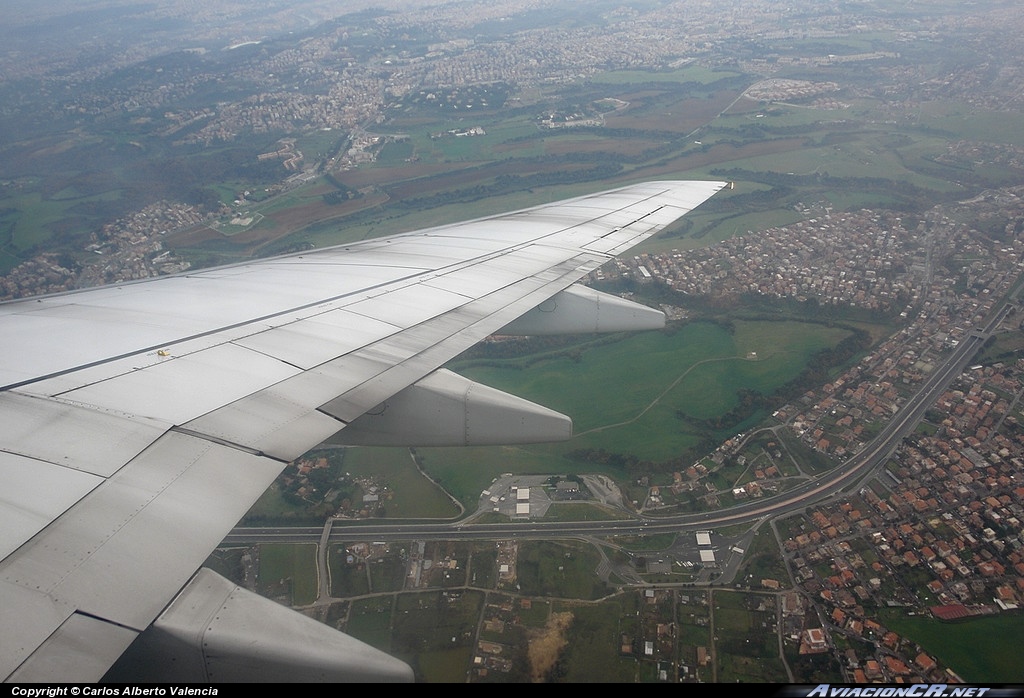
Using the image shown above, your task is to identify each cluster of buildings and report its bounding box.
[608,187,1024,471]
[782,190,1024,458]
[743,78,840,103]
[775,387,1023,681]
[609,207,932,313]
[6,0,1021,305]
[0,199,208,300]
[8,0,936,152]
[618,189,1024,675]
[786,354,1024,607]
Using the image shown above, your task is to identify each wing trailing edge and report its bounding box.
[499,284,665,335]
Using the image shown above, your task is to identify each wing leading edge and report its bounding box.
[0,179,726,682]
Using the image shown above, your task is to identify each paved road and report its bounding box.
[224,308,1000,569]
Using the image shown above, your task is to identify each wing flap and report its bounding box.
[2,432,283,630]
[0,580,79,680]
[182,391,344,462]
[107,568,413,682]
[0,391,169,477]
[0,453,103,561]
[499,285,666,335]
[338,369,572,446]
[8,613,138,683]
[316,256,601,424]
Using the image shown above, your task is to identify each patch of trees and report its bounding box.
[498,127,692,165]
[567,434,719,479]
[709,166,948,210]
[789,652,843,683]
[677,387,766,432]
[696,184,794,216]
[566,448,647,471]
[972,334,999,365]
[393,162,623,210]
[321,174,361,205]
[627,277,905,325]
[323,172,354,194]
[452,333,627,372]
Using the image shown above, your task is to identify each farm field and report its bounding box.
[880,613,1024,683]
[256,542,319,606]
[151,53,1024,271]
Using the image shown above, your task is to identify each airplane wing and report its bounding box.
[0,179,726,683]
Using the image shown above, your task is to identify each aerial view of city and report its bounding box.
[3,0,1024,685]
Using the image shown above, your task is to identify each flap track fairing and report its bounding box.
[498,284,664,335]
[333,369,571,447]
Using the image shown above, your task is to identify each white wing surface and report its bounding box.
[0,180,726,682]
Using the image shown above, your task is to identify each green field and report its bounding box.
[881,612,1024,682]
[391,590,485,671]
[735,525,788,586]
[257,542,319,606]
[395,318,855,508]
[514,541,611,600]
[712,590,789,682]
[339,446,461,519]
[252,64,1024,263]
[8,6,1024,288]
[550,596,641,682]
[346,597,397,653]
[588,66,743,86]
[459,320,851,454]
[328,544,371,597]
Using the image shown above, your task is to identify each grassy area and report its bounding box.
[257,542,318,606]
[540,503,629,521]
[370,550,413,593]
[328,544,371,597]
[517,597,552,627]
[975,328,1024,365]
[202,547,247,585]
[712,589,790,682]
[391,589,485,677]
[3,192,73,257]
[242,481,311,522]
[735,525,788,587]
[515,541,611,600]
[469,546,498,589]
[416,648,474,683]
[551,597,640,682]
[881,611,1024,682]
[346,596,396,653]
[410,445,592,512]
[589,66,743,86]
[457,319,851,459]
[919,105,1024,145]
[604,533,678,552]
[337,446,461,519]
[383,317,857,510]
